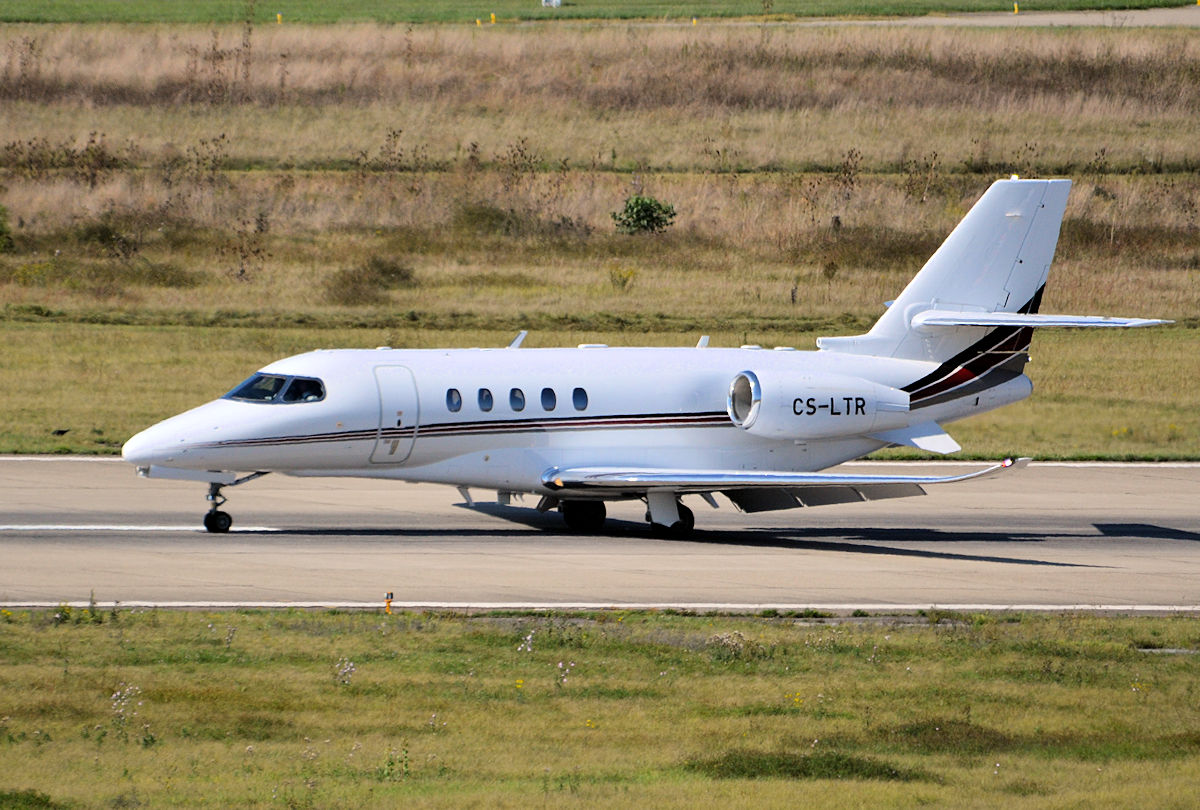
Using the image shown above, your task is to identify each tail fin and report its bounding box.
[818,178,1072,363]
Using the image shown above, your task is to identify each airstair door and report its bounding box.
[370,365,419,464]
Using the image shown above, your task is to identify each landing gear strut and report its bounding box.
[204,483,233,533]
[202,472,269,533]
[645,491,695,538]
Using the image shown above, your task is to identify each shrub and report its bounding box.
[323,255,416,306]
[611,195,676,235]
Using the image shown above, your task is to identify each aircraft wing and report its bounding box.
[541,458,1028,513]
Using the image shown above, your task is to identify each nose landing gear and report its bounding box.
[201,472,269,533]
[204,483,234,533]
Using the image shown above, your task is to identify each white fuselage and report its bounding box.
[121,344,1032,496]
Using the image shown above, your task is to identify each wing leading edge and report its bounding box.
[541,458,1028,513]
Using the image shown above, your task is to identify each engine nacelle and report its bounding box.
[727,369,910,440]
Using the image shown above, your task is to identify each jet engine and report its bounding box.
[727,369,910,440]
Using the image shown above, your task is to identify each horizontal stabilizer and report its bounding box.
[541,458,1026,494]
[869,421,961,454]
[912,311,1171,329]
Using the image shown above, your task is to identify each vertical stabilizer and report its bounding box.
[818,178,1071,362]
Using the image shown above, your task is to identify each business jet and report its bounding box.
[122,178,1166,535]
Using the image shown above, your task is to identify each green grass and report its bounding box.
[0,0,1188,24]
[1,322,1196,458]
[1,609,1199,807]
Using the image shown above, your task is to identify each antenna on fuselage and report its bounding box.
[696,335,710,348]
[508,330,529,349]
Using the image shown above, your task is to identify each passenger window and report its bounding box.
[446,388,462,413]
[572,387,588,411]
[510,388,525,411]
[541,387,556,411]
[478,388,494,412]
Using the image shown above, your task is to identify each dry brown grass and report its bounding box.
[1,22,1197,331]
[2,24,1199,171]
[1,169,1195,324]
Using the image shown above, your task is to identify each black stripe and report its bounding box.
[903,286,1043,403]
[195,411,732,451]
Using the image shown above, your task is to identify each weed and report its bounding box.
[706,630,771,662]
[555,660,575,688]
[109,683,142,742]
[607,265,636,292]
[377,746,410,781]
[0,132,130,186]
[354,128,437,175]
[221,214,269,281]
[333,657,356,686]
[0,203,14,253]
[51,603,71,626]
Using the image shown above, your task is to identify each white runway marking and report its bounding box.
[841,461,1200,468]
[2,601,1199,613]
[0,455,124,462]
[0,525,280,533]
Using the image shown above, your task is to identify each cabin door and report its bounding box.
[370,365,419,464]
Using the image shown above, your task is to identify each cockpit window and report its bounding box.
[225,374,325,404]
[281,377,325,402]
[227,374,287,402]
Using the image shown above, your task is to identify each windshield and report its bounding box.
[225,374,325,403]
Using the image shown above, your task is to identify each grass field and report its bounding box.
[2,322,1197,458]
[1,608,1199,808]
[0,0,1188,24]
[1,21,1198,456]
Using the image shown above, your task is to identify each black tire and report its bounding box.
[651,503,695,539]
[204,510,233,533]
[561,500,607,533]
[675,503,695,533]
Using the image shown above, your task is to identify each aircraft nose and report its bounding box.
[122,429,157,466]
[122,424,177,466]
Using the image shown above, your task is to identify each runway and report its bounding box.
[3,458,1199,610]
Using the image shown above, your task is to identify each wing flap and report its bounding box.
[721,483,931,513]
[541,458,1027,494]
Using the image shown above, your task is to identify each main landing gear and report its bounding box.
[561,500,607,533]
[202,472,269,533]
[556,497,696,537]
[646,503,694,539]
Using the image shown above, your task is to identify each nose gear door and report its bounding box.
[370,365,419,464]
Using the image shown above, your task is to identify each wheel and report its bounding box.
[204,510,233,533]
[561,500,607,533]
[651,503,694,539]
[675,503,695,533]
